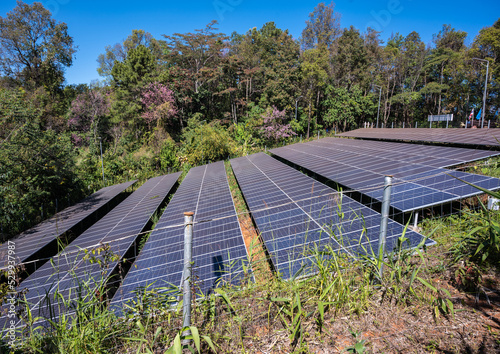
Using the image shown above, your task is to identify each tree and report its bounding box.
[259,106,296,143]
[250,22,301,110]
[470,19,500,118]
[97,29,164,78]
[165,21,227,95]
[68,87,110,145]
[332,26,369,87]
[300,46,330,137]
[111,44,157,132]
[140,82,177,130]
[423,25,466,117]
[164,21,228,121]
[0,1,76,91]
[301,2,341,51]
[0,88,83,236]
[323,85,375,131]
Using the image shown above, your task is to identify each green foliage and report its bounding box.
[344,330,367,353]
[323,85,375,131]
[159,138,180,171]
[181,119,236,165]
[451,205,500,267]
[0,1,76,92]
[0,89,83,236]
[111,44,157,130]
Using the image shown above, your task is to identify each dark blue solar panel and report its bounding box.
[110,161,249,315]
[270,138,500,212]
[0,181,136,275]
[1,174,179,329]
[230,153,432,280]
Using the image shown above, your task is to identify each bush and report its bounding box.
[181,118,236,165]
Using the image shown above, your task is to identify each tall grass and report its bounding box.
[1,204,471,353]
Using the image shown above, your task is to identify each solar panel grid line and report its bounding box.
[230,153,432,280]
[314,137,499,166]
[2,173,180,329]
[338,128,500,148]
[271,140,500,212]
[0,181,136,273]
[109,161,249,314]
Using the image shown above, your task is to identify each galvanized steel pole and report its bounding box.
[378,175,393,280]
[182,211,194,342]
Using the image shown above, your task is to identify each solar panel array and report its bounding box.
[339,128,500,147]
[230,153,432,279]
[0,181,136,274]
[270,138,500,212]
[1,173,180,328]
[110,161,249,314]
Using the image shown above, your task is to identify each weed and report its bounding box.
[344,329,367,353]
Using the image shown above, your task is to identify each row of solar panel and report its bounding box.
[270,138,500,212]
[110,161,249,314]
[0,173,181,328]
[339,128,500,147]
[3,134,499,327]
[230,153,433,279]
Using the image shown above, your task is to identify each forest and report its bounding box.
[0,1,499,237]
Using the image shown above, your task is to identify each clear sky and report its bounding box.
[1,0,499,86]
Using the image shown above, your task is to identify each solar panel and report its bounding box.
[270,138,500,213]
[230,153,432,280]
[0,181,136,276]
[313,137,500,167]
[1,173,180,329]
[339,128,500,148]
[110,161,249,315]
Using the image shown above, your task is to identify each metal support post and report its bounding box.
[182,211,194,343]
[99,137,105,186]
[392,122,394,129]
[429,121,432,129]
[413,211,419,229]
[446,120,449,128]
[378,175,393,280]
[488,120,490,129]
[416,122,418,128]
[403,122,405,129]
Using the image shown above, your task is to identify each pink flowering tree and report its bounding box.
[140,82,177,130]
[260,106,296,143]
[68,89,110,145]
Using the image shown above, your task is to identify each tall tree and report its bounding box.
[97,29,164,79]
[0,1,76,92]
[301,2,341,51]
[111,44,157,132]
[470,18,500,119]
[423,25,467,117]
[164,21,228,120]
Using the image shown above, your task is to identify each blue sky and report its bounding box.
[1,0,499,85]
